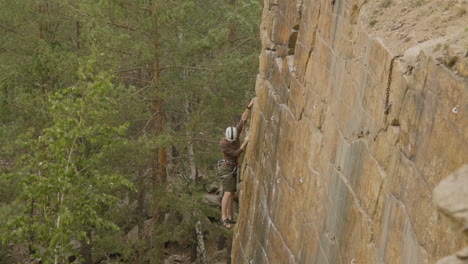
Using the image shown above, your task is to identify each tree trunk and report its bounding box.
[150,5,166,263]
[227,0,236,47]
[136,169,145,241]
[151,39,167,185]
[75,21,81,49]
[184,95,197,181]
[28,199,35,256]
[226,237,233,264]
[80,231,93,264]
[36,0,51,41]
[54,192,64,264]
[195,220,207,264]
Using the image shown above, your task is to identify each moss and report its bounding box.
[446,56,458,67]
[369,19,378,26]
[380,0,392,8]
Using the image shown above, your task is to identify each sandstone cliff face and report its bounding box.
[232,0,467,263]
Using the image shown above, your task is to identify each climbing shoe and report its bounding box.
[221,219,232,230]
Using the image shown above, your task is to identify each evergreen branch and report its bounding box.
[0,23,25,37]
[142,112,157,135]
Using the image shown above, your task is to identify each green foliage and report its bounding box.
[380,0,392,8]
[146,178,224,260]
[1,66,134,262]
[0,0,261,262]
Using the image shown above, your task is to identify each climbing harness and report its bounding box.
[217,160,238,178]
[385,54,402,115]
[217,159,237,167]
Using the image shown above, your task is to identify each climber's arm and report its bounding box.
[237,98,255,133]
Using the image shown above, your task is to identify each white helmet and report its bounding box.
[225,127,237,142]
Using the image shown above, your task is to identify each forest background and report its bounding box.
[0,0,261,263]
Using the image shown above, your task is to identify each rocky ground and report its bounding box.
[164,180,235,264]
[360,0,468,76]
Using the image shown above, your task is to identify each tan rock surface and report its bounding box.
[233,0,467,263]
[433,165,468,239]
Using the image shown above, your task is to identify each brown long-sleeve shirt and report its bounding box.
[219,119,245,163]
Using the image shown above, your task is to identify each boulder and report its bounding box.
[433,165,468,233]
[434,165,468,264]
[202,194,221,207]
[208,249,228,263]
[206,182,220,193]
[127,219,153,243]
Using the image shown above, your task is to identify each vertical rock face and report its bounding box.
[232,0,467,263]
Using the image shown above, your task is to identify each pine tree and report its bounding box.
[0,0,261,262]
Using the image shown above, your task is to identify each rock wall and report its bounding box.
[232,0,467,263]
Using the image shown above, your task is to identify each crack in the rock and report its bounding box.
[264,202,297,263]
[331,112,368,145]
[311,221,332,264]
[371,178,385,220]
[330,163,376,246]
[256,239,270,264]
[398,150,432,194]
[387,193,430,255]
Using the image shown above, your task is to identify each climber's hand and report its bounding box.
[248,98,255,108]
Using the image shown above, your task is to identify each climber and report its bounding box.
[218,98,255,230]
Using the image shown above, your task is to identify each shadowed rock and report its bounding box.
[434,165,468,264]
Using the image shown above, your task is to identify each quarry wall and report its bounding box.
[232,0,468,263]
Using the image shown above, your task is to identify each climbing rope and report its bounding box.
[384,54,402,115]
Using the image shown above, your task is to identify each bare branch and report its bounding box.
[123,1,152,12]
[115,67,150,73]
[2,48,32,63]
[119,76,153,84]
[231,35,254,42]
[0,23,25,37]
[107,20,137,31]
[235,37,254,49]
[190,137,219,144]
[159,65,213,71]
[6,103,29,113]
[132,86,152,95]
[109,48,133,56]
